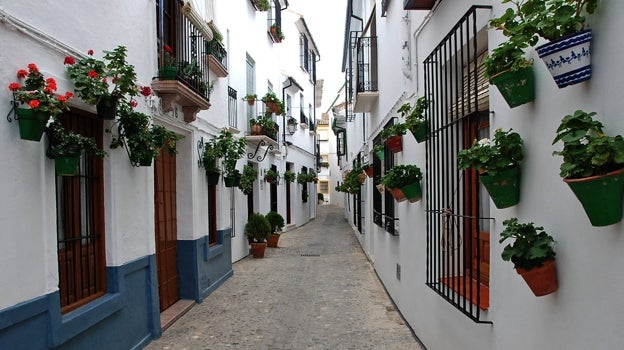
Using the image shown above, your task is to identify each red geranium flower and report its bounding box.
[65,91,74,98]
[87,49,94,56]
[27,63,39,72]
[8,82,22,91]
[88,70,98,78]
[57,95,67,103]
[46,77,56,84]
[130,99,138,108]
[140,86,152,97]
[102,78,107,84]
[29,100,40,108]
[17,69,28,79]
[64,56,76,65]
[165,45,173,54]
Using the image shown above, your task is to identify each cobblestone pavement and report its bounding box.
[145,205,423,350]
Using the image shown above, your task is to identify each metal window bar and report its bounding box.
[382,120,397,235]
[373,136,383,227]
[228,86,237,127]
[300,110,309,125]
[424,5,493,324]
[356,155,363,234]
[356,36,378,93]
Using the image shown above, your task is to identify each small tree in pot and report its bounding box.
[265,211,285,248]
[244,213,271,258]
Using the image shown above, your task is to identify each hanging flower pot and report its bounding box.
[489,66,535,108]
[516,260,558,297]
[385,135,403,153]
[536,29,592,89]
[96,95,119,120]
[409,124,427,143]
[138,154,153,167]
[206,170,220,186]
[376,184,385,194]
[224,173,241,187]
[374,148,385,161]
[158,66,178,80]
[357,172,366,184]
[563,167,624,227]
[479,166,521,209]
[363,166,374,178]
[388,188,407,202]
[55,156,80,176]
[15,108,48,142]
[400,182,422,203]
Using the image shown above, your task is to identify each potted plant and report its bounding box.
[487,1,538,107]
[373,144,385,161]
[65,46,139,119]
[552,110,624,226]
[159,44,177,80]
[45,119,107,176]
[362,162,374,178]
[265,211,285,248]
[401,97,430,142]
[252,0,270,11]
[297,172,309,185]
[283,170,296,183]
[261,92,285,115]
[381,164,423,203]
[201,139,221,185]
[500,218,558,297]
[457,128,524,209]
[264,168,279,184]
[342,169,362,194]
[8,63,73,141]
[269,24,285,42]
[238,164,258,195]
[214,129,246,187]
[244,213,272,258]
[381,123,408,153]
[244,93,257,106]
[308,169,318,183]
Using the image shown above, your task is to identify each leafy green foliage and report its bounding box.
[380,123,407,140]
[264,168,279,183]
[400,97,430,133]
[46,119,106,159]
[457,128,524,176]
[283,170,296,183]
[244,213,271,243]
[201,140,221,173]
[214,130,246,177]
[265,211,285,233]
[552,110,624,178]
[238,164,258,195]
[380,164,423,189]
[484,41,533,78]
[500,218,556,270]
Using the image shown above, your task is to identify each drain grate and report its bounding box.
[300,254,321,257]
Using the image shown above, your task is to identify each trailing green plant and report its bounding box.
[214,129,246,177]
[308,169,317,183]
[499,218,556,271]
[244,212,271,243]
[265,211,285,233]
[254,0,270,11]
[380,164,423,189]
[239,164,258,195]
[45,119,106,159]
[264,168,279,183]
[342,167,363,194]
[201,139,221,174]
[457,128,524,176]
[401,97,430,132]
[552,110,624,179]
[283,170,296,183]
[297,172,310,185]
[484,41,533,79]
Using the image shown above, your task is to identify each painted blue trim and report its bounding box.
[0,294,48,331]
[146,254,161,339]
[200,268,234,300]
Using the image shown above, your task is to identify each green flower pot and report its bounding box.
[374,149,385,161]
[479,166,521,209]
[16,108,48,142]
[409,125,427,143]
[490,66,535,108]
[401,182,422,203]
[55,156,80,176]
[564,167,624,227]
[159,66,178,80]
[224,174,241,187]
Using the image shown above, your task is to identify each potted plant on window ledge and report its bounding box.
[245,213,271,258]
[552,110,624,226]
[381,164,423,203]
[458,128,524,209]
[265,211,285,248]
[500,218,558,297]
[46,119,107,176]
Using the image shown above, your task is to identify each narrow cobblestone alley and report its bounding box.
[145,205,423,350]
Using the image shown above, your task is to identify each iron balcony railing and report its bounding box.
[356,36,378,93]
[206,39,228,71]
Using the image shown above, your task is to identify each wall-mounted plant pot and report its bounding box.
[490,66,535,108]
[158,66,178,80]
[206,171,220,185]
[536,29,592,88]
[267,233,280,248]
[388,187,407,202]
[410,125,427,143]
[251,124,263,135]
[363,166,374,178]
[55,156,80,176]
[401,182,422,203]
[16,108,48,142]
[247,98,255,106]
[374,149,385,161]
[96,95,119,120]
[376,184,385,194]
[357,172,366,184]
[385,135,403,153]
[516,260,558,297]
[563,167,624,226]
[224,173,241,187]
[250,242,267,258]
[479,166,521,209]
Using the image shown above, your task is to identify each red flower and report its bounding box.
[17,69,28,79]
[130,99,138,108]
[102,78,107,84]
[8,82,22,91]
[29,100,40,108]
[140,86,152,97]
[87,49,94,56]
[45,77,56,84]
[111,77,117,83]
[57,95,67,103]
[44,86,56,94]
[64,56,76,65]
[165,45,173,54]
[88,70,98,78]
[65,91,74,98]
[27,63,39,72]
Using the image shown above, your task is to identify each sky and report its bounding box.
[287,0,348,114]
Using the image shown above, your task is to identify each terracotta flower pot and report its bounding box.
[267,233,280,248]
[357,172,366,184]
[250,242,267,258]
[364,166,374,178]
[388,187,407,202]
[516,260,558,297]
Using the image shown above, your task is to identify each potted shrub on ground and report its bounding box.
[457,128,524,209]
[45,119,107,176]
[214,129,246,187]
[317,192,324,204]
[265,211,285,248]
[244,213,271,258]
[238,164,258,195]
[400,97,430,142]
[8,63,73,141]
[381,123,407,153]
[552,110,624,226]
[381,164,423,203]
[500,218,558,297]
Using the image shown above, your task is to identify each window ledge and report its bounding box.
[151,80,212,122]
[207,54,228,77]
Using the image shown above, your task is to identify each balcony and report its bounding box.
[404,0,437,10]
[299,111,309,129]
[245,127,280,162]
[206,39,228,77]
[353,36,379,113]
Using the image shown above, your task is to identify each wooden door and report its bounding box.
[154,150,179,311]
